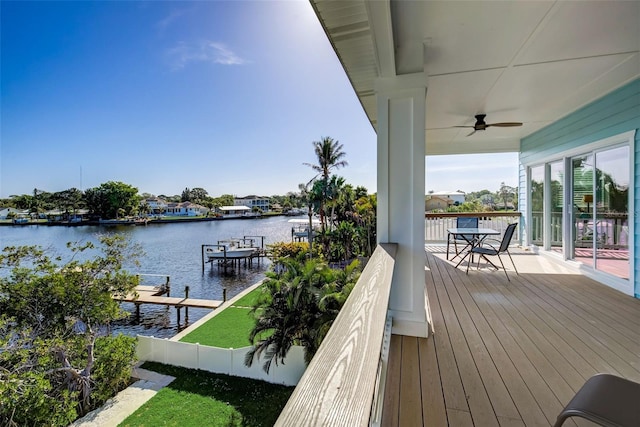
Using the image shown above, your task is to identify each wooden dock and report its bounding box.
[118,285,222,309]
[116,283,223,326]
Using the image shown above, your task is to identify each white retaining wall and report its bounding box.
[137,335,306,386]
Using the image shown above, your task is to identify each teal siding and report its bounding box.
[521,78,640,297]
[517,162,527,245]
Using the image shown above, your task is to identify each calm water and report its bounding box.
[0,216,304,338]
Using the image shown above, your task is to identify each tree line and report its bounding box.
[0,183,340,220]
[427,182,519,213]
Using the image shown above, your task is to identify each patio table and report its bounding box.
[447,228,500,268]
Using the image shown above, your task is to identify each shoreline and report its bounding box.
[0,212,286,227]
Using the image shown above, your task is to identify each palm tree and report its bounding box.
[245,258,328,372]
[245,256,362,373]
[304,137,348,233]
[298,181,321,258]
[316,259,361,342]
[326,175,346,230]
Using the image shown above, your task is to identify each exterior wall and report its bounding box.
[0,208,27,219]
[219,206,252,216]
[520,78,640,297]
[425,196,452,211]
[234,197,270,212]
[165,202,206,216]
[430,192,465,204]
[517,163,527,246]
[145,198,168,214]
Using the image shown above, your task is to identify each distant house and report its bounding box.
[425,195,454,212]
[234,195,270,212]
[0,208,29,220]
[218,205,259,218]
[165,202,208,217]
[143,197,168,215]
[44,209,65,221]
[430,191,466,205]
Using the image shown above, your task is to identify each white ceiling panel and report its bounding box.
[311,0,640,156]
[515,1,640,65]
[426,134,520,156]
[425,68,504,128]
[494,53,637,121]
[418,1,553,75]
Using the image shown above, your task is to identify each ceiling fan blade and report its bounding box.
[466,129,477,137]
[453,125,474,128]
[487,122,523,127]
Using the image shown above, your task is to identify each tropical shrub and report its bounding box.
[267,241,321,262]
[0,236,140,425]
[245,257,361,373]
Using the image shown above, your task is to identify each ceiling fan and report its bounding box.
[457,114,523,136]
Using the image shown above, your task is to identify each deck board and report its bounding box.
[381,334,402,427]
[399,337,424,426]
[419,336,447,427]
[433,256,522,421]
[382,246,640,426]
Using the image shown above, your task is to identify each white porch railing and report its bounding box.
[531,211,629,249]
[425,212,522,244]
[275,243,397,427]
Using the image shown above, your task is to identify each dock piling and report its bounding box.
[185,286,190,320]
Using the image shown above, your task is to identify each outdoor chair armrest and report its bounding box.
[478,238,500,249]
[474,242,499,253]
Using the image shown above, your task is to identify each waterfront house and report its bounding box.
[44,209,65,222]
[277,2,640,425]
[164,201,208,217]
[217,205,259,218]
[143,197,168,215]
[234,195,270,213]
[0,208,29,220]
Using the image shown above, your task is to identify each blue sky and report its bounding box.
[1,0,517,199]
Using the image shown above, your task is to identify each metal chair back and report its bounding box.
[499,223,518,252]
[456,217,479,241]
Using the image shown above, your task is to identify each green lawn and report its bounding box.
[179,307,255,348]
[231,284,266,307]
[179,285,267,348]
[119,362,293,427]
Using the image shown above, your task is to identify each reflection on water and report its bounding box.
[0,216,303,338]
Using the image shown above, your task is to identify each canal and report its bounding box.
[0,215,303,338]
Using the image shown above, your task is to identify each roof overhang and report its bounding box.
[310,0,640,156]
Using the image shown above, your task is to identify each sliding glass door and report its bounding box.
[593,146,629,279]
[570,147,629,278]
[530,165,544,246]
[571,155,594,267]
[549,161,563,253]
[529,139,630,283]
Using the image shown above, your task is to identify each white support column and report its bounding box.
[376,73,429,338]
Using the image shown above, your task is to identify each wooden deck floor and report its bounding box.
[382,246,640,426]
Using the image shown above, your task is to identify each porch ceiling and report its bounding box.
[310,0,640,156]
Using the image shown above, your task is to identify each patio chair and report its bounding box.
[466,222,518,280]
[446,216,479,260]
[554,373,640,427]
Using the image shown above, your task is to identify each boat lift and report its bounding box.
[201,235,267,272]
